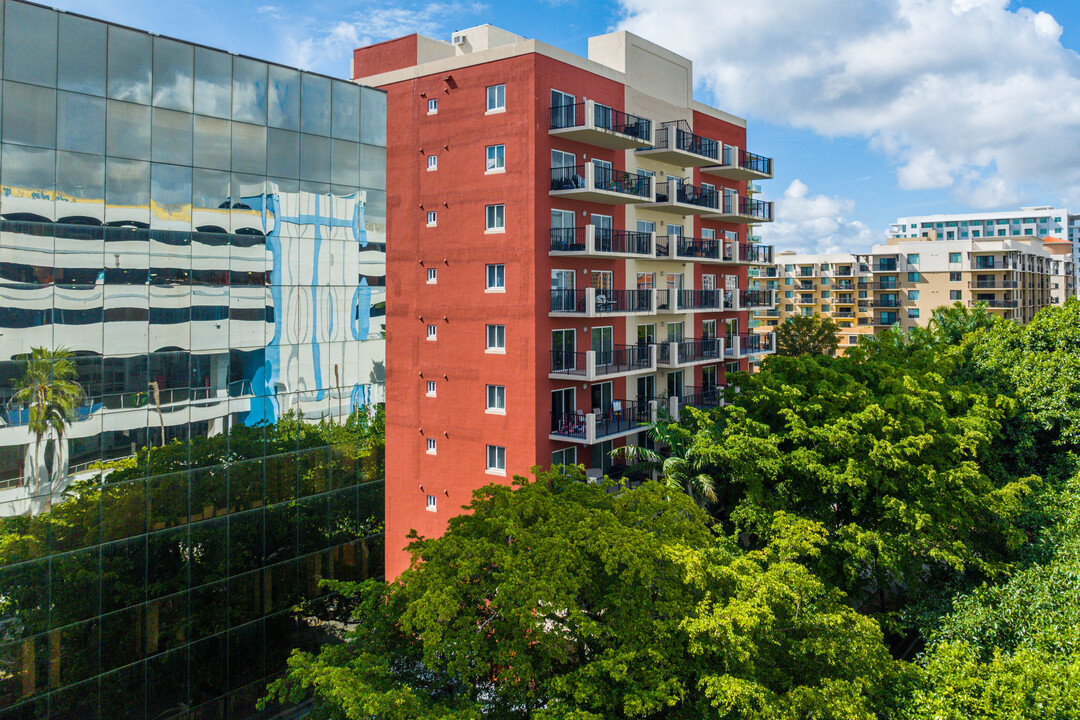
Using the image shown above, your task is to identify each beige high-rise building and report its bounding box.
[1044,237,1076,306]
[868,233,1059,331]
[772,252,875,353]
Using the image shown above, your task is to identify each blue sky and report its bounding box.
[51,0,1080,254]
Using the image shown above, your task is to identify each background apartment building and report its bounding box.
[353,26,776,578]
[0,2,387,717]
[772,252,875,353]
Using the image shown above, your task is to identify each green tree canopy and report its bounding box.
[774,314,841,357]
[264,469,905,720]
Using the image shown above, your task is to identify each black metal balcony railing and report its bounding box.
[654,236,670,257]
[596,289,653,313]
[739,289,774,308]
[680,385,722,410]
[834,311,856,318]
[660,338,722,364]
[726,196,774,221]
[873,298,902,308]
[833,281,856,290]
[795,282,815,291]
[741,333,774,354]
[550,344,652,376]
[747,244,774,263]
[676,236,721,260]
[757,266,778,278]
[551,410,588,439]
[972,299,1019,308]
[596,400,651,438]
[740,149,773,176]
[969,280,1018,289]
[550,227,587,252]
[876,260,898,272]
[870,281,899,290]
[834,268,853,276]
[549,102,653,141]
[655,181,719,210]
[652,125,720,160]
[677,289,721,310]
[551,289,586,313]
[550,165,652,198]
[549,227,652,256]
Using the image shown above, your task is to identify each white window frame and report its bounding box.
[427,324,437,341]
[426,380,436,396]
[426,494,437,511]
[486,324,505,353]
[426,438,437,455]
[427,211,437,226]
[486,84,506,113]
[486,144,505,173]
[427,98,437,114]
[486,384,506,414]
[552,447,576,468]
[427,267,437,284]
[485,204,505,233]
[486,263,505,292]
[486,444,506,474]
[427,154,437,170]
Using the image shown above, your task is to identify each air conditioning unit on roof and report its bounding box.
[452,33,466,46]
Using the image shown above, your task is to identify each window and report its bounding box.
[821,291,830,299]
[848,335,858,344]
[485,204,505,232]
[426,494,437,511]
[486,84,505,112]
[908,308,921,319]
[950,272,962,281]
[949,252,961,263]
[426,380,436,396]
[486,324,505,351]
[950,290,962,300]
[427,98,437,114]
[908,271,920,282]
[909,290,920,301]
[487,444,506,473]
[427,211,437,226]
[427,268,437,284]
[821,277,830,285]
[907,253,919,264]
[785,304,793,312]
[486,384,506,412]
[426,438,437,454]
[821,304,830,312]
[784,290,793,299]
[486,144,505,172]
[427,324,437,340]
[427,154,437,170]
[552,447,576,468]
[486,263,505,290]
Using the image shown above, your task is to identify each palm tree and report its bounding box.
[11,347,84,505]
[611,406,717,507]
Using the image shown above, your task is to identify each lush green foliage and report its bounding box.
[774,313,841,356]
[264,469,905,719]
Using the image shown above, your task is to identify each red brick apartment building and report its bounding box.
[353,26,777,577]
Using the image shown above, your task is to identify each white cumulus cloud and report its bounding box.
[617,0,1080,209]
[759,180,876,255]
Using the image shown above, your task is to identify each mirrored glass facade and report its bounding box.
[0,1,388,717]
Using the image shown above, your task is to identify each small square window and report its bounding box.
[426,380,436,396]
[950,290,962,300]
[907,253,919,264]
[426,438,437,454]
[427,324,437,340]
[949,252,961,263]
[486,204,505,232]
[486,144,505,172]
[427,154,437,170]
[426,494,437,511]
[427,211,437,226]
[427,267,437,283]
[486,263,505,290]
[950,272,962,281]
[907,271,920,282]
[848,335,858,344]
[908,308,920,319]
[486,324,505,351]
[486,384,506,412]
[486,84,505,112]
[486,444,506,473]
[427,98,437,114]
[909,290,920,301]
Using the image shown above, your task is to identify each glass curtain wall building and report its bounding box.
[0,0,387,717]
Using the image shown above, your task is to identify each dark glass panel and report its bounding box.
[0,561,49,638]
[360,87,387,146]
[57,91,106,155]
[146,592,189,656]
[267,128,299,179]
[300,73,330,136]
[188,517,228,588]
[1,145,56,222]
[189,636,227,706]
[4,2,57,87]
[231,122,266,176]
[147,470,190,530]
[152,37,194,112]
[151,108,193,166]
[56,150,105,223]
[147,526,189,599]
[268,65,300,131]
[331,80,360,142]
[47,673,100,720]
[331,139,360,187]
[360,143,387,190]
[106,100,151,160]
[99,605,143,673]
[100,476,147,543]
[98,662,145,720]
[145,648,188,718]
[107,26,152,104]
[299,133,330,184]
[227,571,261,628]
[232,57,267,125]
[192,114,231,171]
[99,535,147,614]
[104,157,150,227]
[50,547,100,629]
[150,162,193,230]
[2,81,56,148]
[192,168,231,233]
[193,47,231,119]
[58,14,106,96]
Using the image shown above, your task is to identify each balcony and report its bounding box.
[750,265,778,278]
[833,267,853,277]
[549,101,653,150]
[747,244,774,264]
[795,296,816,306]
[674,289,721,312]
[550,400,654,445]
[725,333,775,358]
[674,235,722,261]
[549,344,656,382]
[968,280,1018,289]
[636,120,720,166]
[875,316,901,327]
[707,193,774,223]
[549,226,654,259]
[869,281,899,290]
[833,296,855,305]
[834,310,856,319]
[872,298,902,308]
[550,164,655,204]
[671,386,724,419]
[658,337,723,367]
[875,259,898,272]
[739,289,776,308]
[702,145,775,181]
[646,181,720,216]
[795,282,816,291]
[550,288,655,317]
[832,281,856,291]
[970,299,1019,309]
